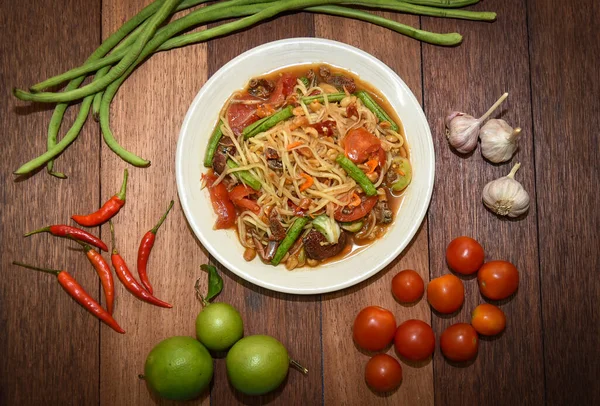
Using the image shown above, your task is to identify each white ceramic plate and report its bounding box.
[176,38,434,295]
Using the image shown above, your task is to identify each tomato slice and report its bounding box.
[267,73,297,108]
[205,173,236,229]
[228,95,259,135]
[334,195,378,222]
[229,185,260,214]
[344,127,381,164]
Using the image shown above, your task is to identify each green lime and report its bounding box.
[195,302,244,351]
[225,335,290,395]
[143,336,213,401]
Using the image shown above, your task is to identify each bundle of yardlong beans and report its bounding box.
[12,0,495,177]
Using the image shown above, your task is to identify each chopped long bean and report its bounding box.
[243,106,293,139]
[204,121,224,167]
[355,90,399,132]
[226,160,262,191]
[301,92,346,104]
[271,217,309,266]
[336,154,378,196]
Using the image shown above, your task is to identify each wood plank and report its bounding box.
[315,12,434,405]
[0,0,101,405]
[207,13,323,406]
[421,1,545,404]
[527,1,600,404]
[98,2,210,405]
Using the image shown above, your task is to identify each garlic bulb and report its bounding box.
[445,92,508,154]
[482,163,530,218]
[480,119,522,163]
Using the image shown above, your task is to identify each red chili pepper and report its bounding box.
[109,221,172,309]
[137,200,174,295]
[72,168,128,227]
[24,224,108,251]
[75,241,115,315]
[12,261,125,334]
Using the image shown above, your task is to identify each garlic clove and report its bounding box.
[480,118,522,163]
[445,92,509,154]
[482,162,530,218]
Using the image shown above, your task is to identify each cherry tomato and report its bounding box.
[477,260,519,300]
[440,323,479,362]
[267,72,296,108]
[364,354,403,392]
[205,173,236,229]
[344,127,381,164]
[471,303,506,336]
[353,306,397,352]
[427,274,464,314]
[227,95,259,135]
[334,195,378,222]
[391,270,424,303]
[228,185,260,214]
[393,319,435,361]
[446,236,485,275]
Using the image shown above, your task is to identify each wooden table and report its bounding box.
[1,1,598,405]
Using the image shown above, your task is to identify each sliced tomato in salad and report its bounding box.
[310,120,337,136]
[267,73,297,108]
[344,127,381,164]
[228,95,260,135]
[205,173,236,229]
[334,195,378,222]
[229,185,260,214]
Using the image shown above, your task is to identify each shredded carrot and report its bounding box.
[287,141,304,150]
[365,158,379,174]
[349,193,361,208]
[398,169,406,176]
[299,173,314,192]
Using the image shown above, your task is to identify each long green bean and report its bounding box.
[301,92,346,104]
[226,160,262,191]
[14,0,181,103]
[355,90,399,131]
[243,106,293,139]
[271,217,309,266]
[336,154,378,196]
[204,121,224,167]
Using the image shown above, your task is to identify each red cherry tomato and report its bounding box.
[344,127,381,164]
[477,260,519,300]
[393,319,435,361]
[446,236,485,275]
[228,185,260,214]
[364,354,403,393]
[227,95,259,135]
[205,173,236,229]
[353,306,397,352]
[391,270,424,303]
[427,274,464,314]
[440,323,479,362]
[267,72,297,108]
[334,195,378,222]
[471,303,506,336]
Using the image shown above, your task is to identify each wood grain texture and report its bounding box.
[422,1,545,405]
[527,1,600,404]
[315,12,434,406]
[207,13,323,406]
[0,1,101,405]
[99,1,210,405]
